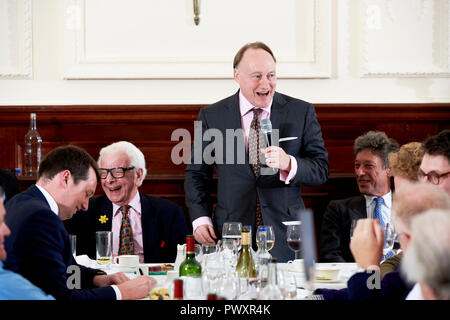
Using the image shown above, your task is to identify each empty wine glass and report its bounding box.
[286,224,302,260]
[222,222,242,251]
[383,222,395,260]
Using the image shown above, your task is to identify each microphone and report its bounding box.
[260,118,272,148]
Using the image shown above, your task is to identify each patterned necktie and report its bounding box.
[374,197,393,259]
[119,205,134,255]
[248,108,264,227]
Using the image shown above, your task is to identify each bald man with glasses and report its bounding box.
[66,141,189,264]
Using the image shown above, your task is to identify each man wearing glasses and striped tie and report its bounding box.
[66,141,188,264]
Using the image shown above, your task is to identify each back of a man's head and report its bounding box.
[392,182,450,231]
[402,208,450,299]
[38,145,99,184]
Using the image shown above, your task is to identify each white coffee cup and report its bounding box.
[286,259,304,273]
[315,266,340,281]
[114,254,139,268]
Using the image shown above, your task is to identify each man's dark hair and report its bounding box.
[233,41,276,69]
[423,129,450,161]
[37,145,100,184]
[354,131,400,168]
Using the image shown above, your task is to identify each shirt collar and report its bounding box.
[239,90,272,117]
[35,184,59,216]
[363,191,392,209]
[112,191,141,217]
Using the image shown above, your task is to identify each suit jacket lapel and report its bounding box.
[96,199,113,231]
[269,92,287,138]
[140,194,158,262]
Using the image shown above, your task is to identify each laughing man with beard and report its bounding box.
[320,131,399,262]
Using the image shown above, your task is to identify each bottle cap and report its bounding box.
[173,279,183,299]
[186,235,195,253]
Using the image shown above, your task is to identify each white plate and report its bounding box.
[315,278,342,283]
[282,221,301,226]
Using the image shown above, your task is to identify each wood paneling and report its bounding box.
[1,103,449,250]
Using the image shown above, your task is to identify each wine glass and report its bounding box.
[383,222,395,260]
[222,222,242,250]
[286,224,302,260]
[257,225,275,252]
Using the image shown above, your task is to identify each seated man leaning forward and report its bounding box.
[4,145,155,300]
[66,141,189,264]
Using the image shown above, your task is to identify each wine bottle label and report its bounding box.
[241,231,250,245]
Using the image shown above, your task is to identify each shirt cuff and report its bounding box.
[111,285,122,300]
[192,216,213,233]
[279,156,297,184]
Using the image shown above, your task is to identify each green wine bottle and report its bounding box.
[179,235,202,298]
[179,235,202,277]
[236,226,257,278]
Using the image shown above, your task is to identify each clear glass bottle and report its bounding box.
[235,226,257,278]
[24,113,42,176]
[258,258,284,300]
[179,235,202,299]
[255,226,272,287]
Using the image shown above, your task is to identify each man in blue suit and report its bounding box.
[4,145,155,300]
[184,42,329,262]
[65,141,188,263]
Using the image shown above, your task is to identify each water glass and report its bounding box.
[96,231,113,267]
[69,234,76,257]
[222,222,242,250]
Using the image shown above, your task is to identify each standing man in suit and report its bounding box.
[320,131,399,262]
[184,42,329,262]
[4,145,155,300]
[66,141,188,263]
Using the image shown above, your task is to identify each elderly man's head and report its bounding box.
[392,182,450,251]
[402,208,450,300]
[98,141,147,206]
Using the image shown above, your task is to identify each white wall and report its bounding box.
[0,0,449,105]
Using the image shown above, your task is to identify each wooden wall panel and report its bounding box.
[1,103,449,254]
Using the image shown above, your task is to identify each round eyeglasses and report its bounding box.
[417,170,450,185]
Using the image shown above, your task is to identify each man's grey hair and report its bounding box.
[392,182,450,233]
[98,141,147,186]
[354,131,399,168]
[401,209,450,299]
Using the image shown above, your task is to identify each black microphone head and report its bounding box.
[260,118,272,134]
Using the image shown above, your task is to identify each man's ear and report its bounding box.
[386,167,392,178]
[59,170,72,188]
[234,68,240,84]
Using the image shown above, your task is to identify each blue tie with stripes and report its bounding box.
[374,197,393,259]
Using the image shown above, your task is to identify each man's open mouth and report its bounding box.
[257,91,270,97]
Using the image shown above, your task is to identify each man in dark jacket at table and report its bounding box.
[4,145,155,300]
[319,131,399,262]
[65,141,188,263]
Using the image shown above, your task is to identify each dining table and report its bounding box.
[75,255,359,300]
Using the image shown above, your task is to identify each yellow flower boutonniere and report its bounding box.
[99,215,109,224]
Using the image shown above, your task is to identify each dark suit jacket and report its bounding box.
[65,193,189,263]
[184,91,329,262]
[4,185,116,300]
[319,195,367,262]
[315,267,413,300]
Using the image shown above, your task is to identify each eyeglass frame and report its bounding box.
[417,169,450,185]
[99,166,135,179]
